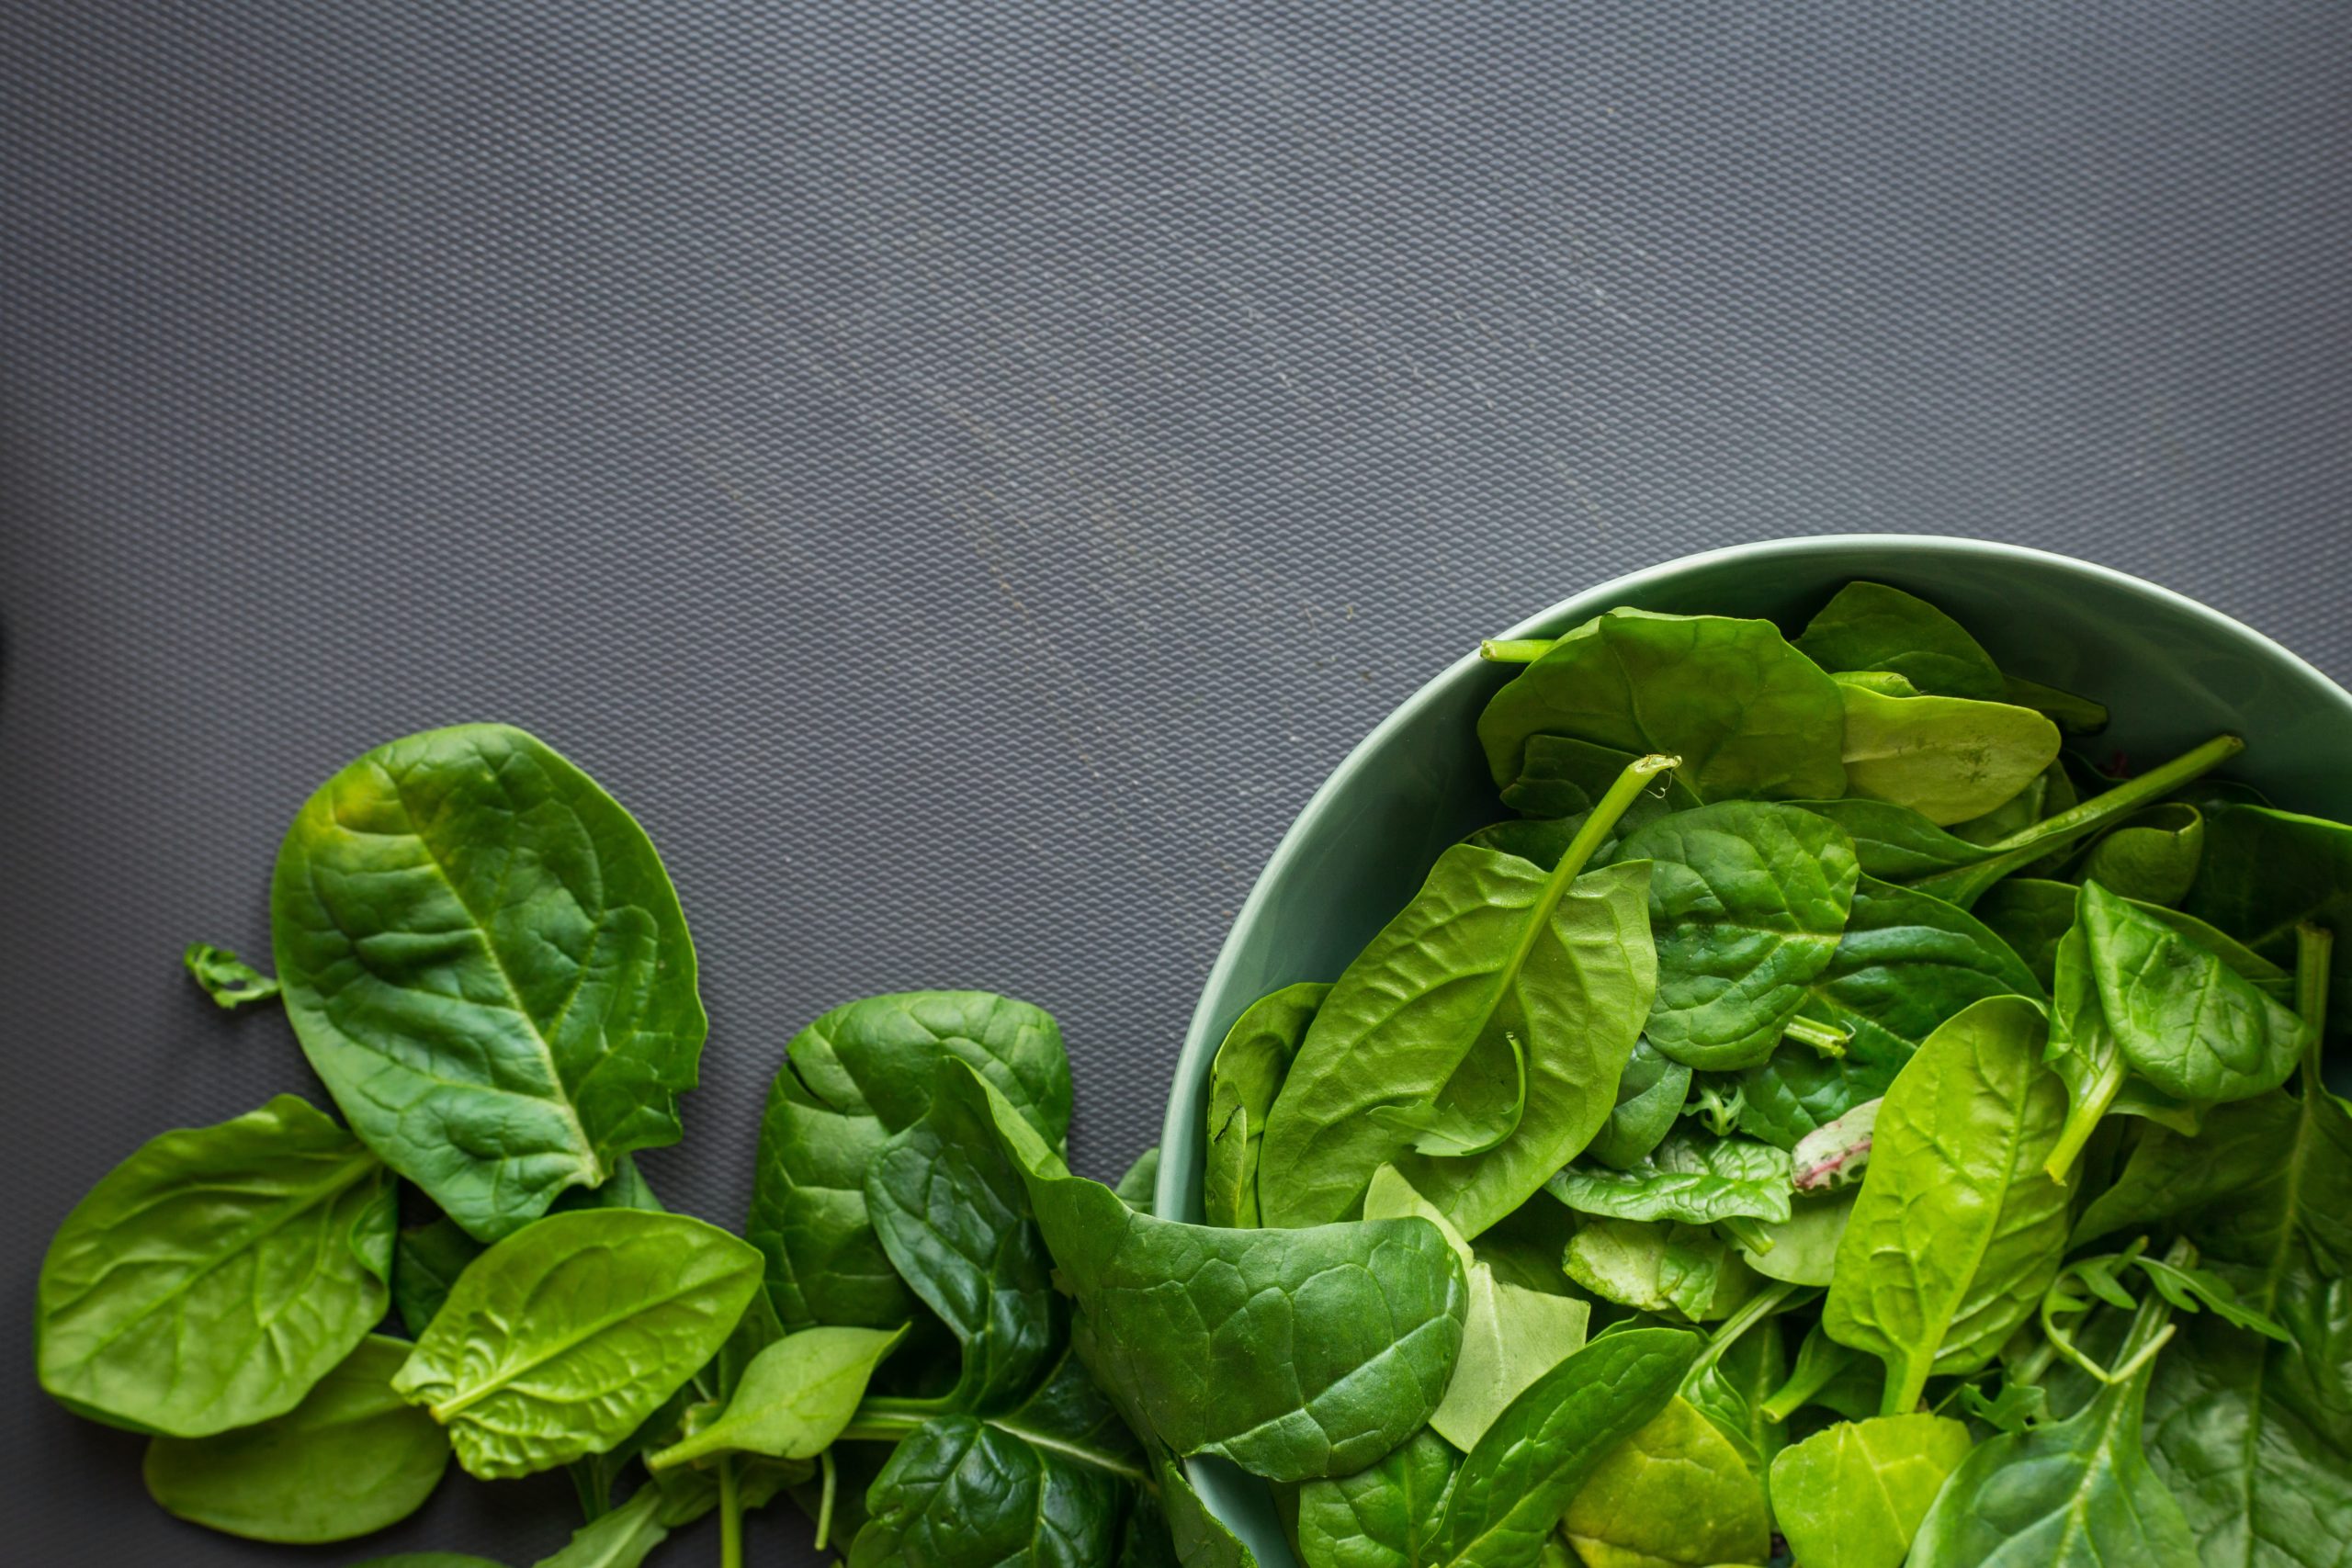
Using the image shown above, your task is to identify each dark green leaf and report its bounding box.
[392,1218,482,1339]
[2075,803,2203,907]
[850,1415,1123,1568]
[37,1093,393,1436]
[1295,1427,1456,1568]
[1973,877,2080,988]
[1585,1039,1691,1169]
[270,724,705,1241]
[142,1336,447,1544]
[2000,673,2109,735]
[1115,1147,1161,1210]
[1498,734,1702,821]
[1792,581,2005,701]
[1547,1131,1792,1227]
[1787,797,1996,880]
[2185,802,2352,1049]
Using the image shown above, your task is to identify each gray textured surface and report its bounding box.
[3,3,2346,1562]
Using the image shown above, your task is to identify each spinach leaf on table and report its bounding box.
[1736,874,2042,1149]
[1598,800,1860,1070]
[1258,759,1662,1235]
[1584,1038,1691,1169]
[270,724,706,1242]
[956,1062,1468,1483]
[390,1209,763,1479]
[1834,678,2063,828]
[1546,1131,1793,1227]
[1476,609,1849,802]
[36,1093,394,1437]
[1792,580,2007,701]
[1204,983,1328,1228]
[181,940,279,1009]
[1909,1281,2198,1566]
[1824,996,2071,1414]
[1767,1413,1973,1568]
[1559,1395,1770,1568]
[141,1335,448,1544]
[645,1326,901,1472]
[747,989,1070,1331]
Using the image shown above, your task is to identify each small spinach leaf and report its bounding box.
[142,1335,448,1544]
[1295,1427,1457,1568]
[1563,1217,1759,1322]
[1586,1038,1691,1169]
[1768,1413,1973,1568]
[2075,802,2203,907]
[1787,796,1996,880]
[646,1326,901,1472]
[1114,1147,1161,1209]
[182,941,280,1009]
[849,1413,1125,1568]
[1203,984,1328,1228]
[1546,1131,1792,1227]
[1500,734,1702,821]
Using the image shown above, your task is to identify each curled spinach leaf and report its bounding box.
[182,941,280,1009]
[1792,581,2006,701]
[1203,983,1327,1228]
[1546,1131,1792,1228]
[37,1093,394,1437]
[270,724,706,1242]
[2075,802,2204,907]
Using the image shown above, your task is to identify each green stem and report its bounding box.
[838,1394,935,1443]
[717,1457,742,1568]
[2043,1052,2125,1185]
[1911,734,2244,908]
[1479,637,1557,664]
[2299,923,2333,1085]
[1782,1015,1849,1057]
[1690,1280,1804,1380]
[815,1449,839,1552]
[568,1460,611,1522]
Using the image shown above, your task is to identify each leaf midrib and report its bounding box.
[427,1266,738,1422]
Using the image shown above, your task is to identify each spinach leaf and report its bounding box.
[270,725,706,1241]
[2000,672,2109,734]
[1768,1413,1973,1568]
[1738,1192,1854,1287]
[1563,1217,1759,1322]
[1585,1038,1691,1169]
[850,1414,1124,1568]
[1910,1283,2197,1565]
[1500,734,1702,821]
[1824,996,2071,1413]
[182,941,280,1009]
[747,989,1070,1330]
[1792,581,2006,701]
[1762,1320,1879,1425]
[2186,802,2352,1047]
[1786,796,1996,880]
[1144,1457,1263,1568]
[1973,877,2080,987]
[36,1093,394,1437]
[1600,800,1860,1069]
[1546,1131,1792,1227]
[1260,758,1662,1235]
[1835,680,2063,827]
[2076,802,2203,907]
[957,1063,1467,1482]
[537,1487,671,1568]
[1790,1097,1880,1194]
[1678,1286,1796,1479]
[1561,1396,1771,1568]
[1295,1427,1457,1568]
[1204,984,1328,1227]
[1476,609,1848,801]
[645,1326,901,1471]
[1432,1328,1702,1568]
[142,1335,448,1544]
[390,1209,763,1478]
[1738,875,2042,1148]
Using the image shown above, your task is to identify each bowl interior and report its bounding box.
[1154,534,2352,1562]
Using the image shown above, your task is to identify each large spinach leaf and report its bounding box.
[956,1063,1467,1483]
[1835,679,2063,828]
[1476,609,1848,800]
[1204,983,1328,1228]
[1910,1285,2198,1565]
[1259,761,1660,1235]
[391,1209,763,1478]
[1560,1395,1771,1568]
[36,1093,394,1437]
[1792,581,2006,701]
[1824,996,2070,1413]
[270,725,705,1241]
[747,989,1070,1330]
[141,1335,448,1544]
[1737,875,2042,1148]
[1599,801,1860,1069]
[1767,1413,1973,1568]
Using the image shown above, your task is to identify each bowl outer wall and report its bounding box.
[1151,533,2352,1561]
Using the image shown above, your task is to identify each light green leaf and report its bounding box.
[1769,1414,1973,1568]
[1563,1396,1771,1568]
[1203,984,1326,1228]
[182,941,280,1009]
[1738,1192,1854,1287]
[647,1326,901,1471]
[536,1487,670,1568]
[1836,682,2061,827]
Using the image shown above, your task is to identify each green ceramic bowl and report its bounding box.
[1152,533,2352,1560]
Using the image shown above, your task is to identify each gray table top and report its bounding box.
[6,4,2347,1562]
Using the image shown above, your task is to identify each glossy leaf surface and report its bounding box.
[1547,1131,1792,1228]
[646,1325,900,1470]
[849,1415,1122,1568]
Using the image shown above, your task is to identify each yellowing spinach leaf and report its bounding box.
[847,1412,1127,1567]
[1204,983,1327,1228]
[646,1326,901,1472]
[391,1209,763,1479]
[1600,801,1860,1069]
[1824,996,2070,1413]
[954,1063,1467,1483]
[1768,1413,1973,1568]
[1835,681,2062,828]
[141,1335,447,1544]
[1910,1285,2197,1566]
[1561,1395,1770,1568]
[37,1093,394,1437]
[1546,1131,1792,1228]
[747,989,1070,1330]
[1792,581,2006,701]
[270,725,706,1242]
[1476,609,1848,801]
[1259,762,1660,1235]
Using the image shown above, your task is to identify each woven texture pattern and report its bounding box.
[4,3,2346,1561]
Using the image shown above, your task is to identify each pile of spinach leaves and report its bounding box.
[1205,581,2351,1567]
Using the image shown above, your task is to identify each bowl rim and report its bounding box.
[1157,532,2352,1213]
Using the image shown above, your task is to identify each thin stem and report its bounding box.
[1690,1280,1804,1380]
[815,1449,839,1552]
[1479,637,1557,664]
[1912,734,2244,907]
[2298,923,2333,1084]
[2043,1051,2125,1186]
[1782,1015,1849,1057]
[717,1457,743,1568]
